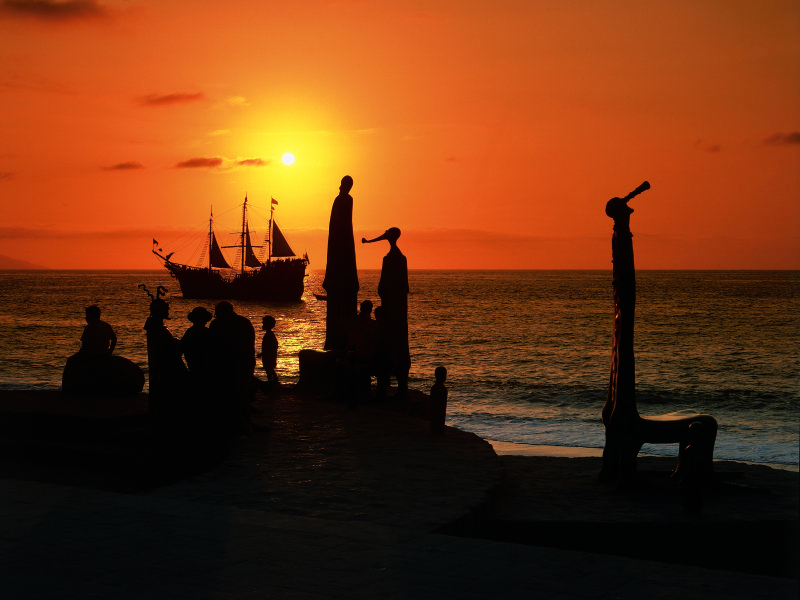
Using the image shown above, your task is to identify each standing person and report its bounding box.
[209,301,256,435]
[260,315,279,384]
[180,305,217,435]
[322,175,359,350]
[143,296,187,427]
[362,227,410,400]
[344,300,380,403]
[80,305,117,356]
[181,306,213,378]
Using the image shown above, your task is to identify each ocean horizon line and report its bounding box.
[2,267,799,273]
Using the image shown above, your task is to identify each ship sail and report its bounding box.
[270,221,295,258]
[154,193,309,302]
[209,230,231,269]
[244,223,263,268]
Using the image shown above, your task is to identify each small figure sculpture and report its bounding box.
[322,175,359,350]
[429,366,448,434]
[362,227,410,400]
[599,182,718,490]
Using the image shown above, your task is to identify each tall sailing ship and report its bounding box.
[152,196,309,302]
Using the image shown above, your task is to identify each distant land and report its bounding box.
[0,254,47,269]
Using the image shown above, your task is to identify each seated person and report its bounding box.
[81,305,117,356]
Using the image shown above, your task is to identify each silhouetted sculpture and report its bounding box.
[362,227,410,400]
[141,285,189,427]
[209,300,256,435]
[323,175,359,350]
[429,366,448,434]
[62,305,144,396]
[599,182,718,491]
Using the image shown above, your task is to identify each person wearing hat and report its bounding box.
[181,306,213,377]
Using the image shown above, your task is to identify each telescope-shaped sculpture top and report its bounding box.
[605,181,650,231]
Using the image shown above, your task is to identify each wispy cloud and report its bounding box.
[209,129,230,137]
[694,139,723,153]
[224,96,248,108]
[103,161,143,171]
[174,156,270,170]
[0,171,13,180]
[175,157,223,169]
[764,132,800,146]
[138,92,205,107]
[0,0,108,21]
[236,158,269,167]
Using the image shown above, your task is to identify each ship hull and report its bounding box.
[164,259,307,302]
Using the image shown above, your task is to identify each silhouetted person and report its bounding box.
[344,300,380,402]
[429,366,448,434]
[362,227,410,400]
[322,175,359,350]
[80,305,117,356]
[181,306,213,377]
[209,300,256,436]
[63,305,143,395]
[143,297,188,427]
[260,315,278,383]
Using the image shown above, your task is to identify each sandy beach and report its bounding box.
[1,385,797,590]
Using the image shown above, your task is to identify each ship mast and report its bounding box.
[240,195,247,274]
[268,199,273,263]
[207,207,213,270]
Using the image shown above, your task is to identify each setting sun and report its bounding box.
[281,152,295,166]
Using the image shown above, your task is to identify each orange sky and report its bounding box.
[1,0,798,270]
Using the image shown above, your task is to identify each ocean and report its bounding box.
[0,269,797,469]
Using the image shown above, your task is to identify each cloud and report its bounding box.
[224,96,248,107]
[175,157,223,169]
[138,92,205,107]
[0,0,108,21]
[764,132,800,146]
[694,139,722,153]
[103,161,143,171]
[0,171,13,180]
[236,158,269,167]
[209,129,230,137]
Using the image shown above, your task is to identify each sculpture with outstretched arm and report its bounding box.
[599,182,718,495]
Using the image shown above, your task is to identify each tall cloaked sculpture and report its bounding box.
[362,227,410,400]
[600,182,718,490]
[323,176,359,350]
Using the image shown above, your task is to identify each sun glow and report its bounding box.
[281,152,295,166]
